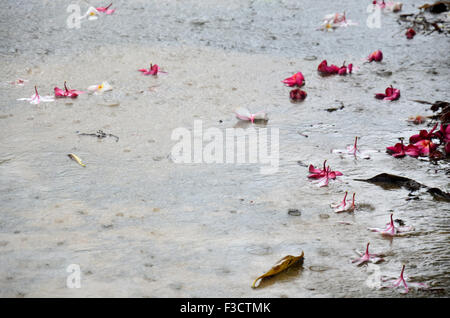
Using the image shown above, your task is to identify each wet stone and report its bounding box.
[288,209,301,216]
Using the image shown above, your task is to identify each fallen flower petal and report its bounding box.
[375,85,400,101]
[318,12,357,31]
[409,123,439,144]
[318,60,340,75]
[96,3,115,14]
[235,107,268,123]
[289,88,307,101]
[10,79,28,86]
[367,50,383,62]
[282,72,305,87]
[80,7,100,20]
[332,136,373,159]
[368,213,414,236]
[17,86,54,104]
[331,192,356,213]
[54,81,84,98]
[406,28,416,39]
[138,63,167,76]
[352,243,384,266]
[87,81,113,94]
[413,139,438,156]
[407,115,427,125]
[382,265,428,294]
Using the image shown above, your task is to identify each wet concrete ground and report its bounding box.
[0,0,449,297]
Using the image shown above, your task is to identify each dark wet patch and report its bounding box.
[288,209,301,216]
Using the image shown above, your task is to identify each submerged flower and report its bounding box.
[87,81,113,94]
[96,3,115,14]
[331,192,356,213]
[375,85,400,101]
[332,136,373,159]
[289,89,307,101]
[54,81,84,98]
[367,50,383,62]
[352,243,384,266]
[17,86,54,104]
[282,72,305,87]
[368,213,414,236]
[405,28,416,39]
[386,139,419,158]
[138,63,166,76]
[235,107,268,123]
[382,265,428,294]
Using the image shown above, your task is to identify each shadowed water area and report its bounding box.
[0,0,449,297]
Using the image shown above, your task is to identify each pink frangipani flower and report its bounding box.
[282,72,305,87]
[368,213,414,236]
[289,88,307,101]
[318,12,357,31]
[352,243,384,266]
[409,123,439,144]
[235,107,268,123]
[331,191,356,213]
[386,139,420,158]
[413,139,438,156]
[367,50,383,62]
[54,81,84,98]
[96,3,115,14]
[332,136,374,159]
[138,63,167,76]
[318,60,352,76]
[10,79,28,86]
[375,85,400,101]
[17,86,54,104]
[308,160,343,187]
[382,265,428,294]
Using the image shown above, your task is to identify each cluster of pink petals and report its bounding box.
[367,50,383,62]
[405,28,416,39]
[331,191,356,213]
[54,81,85,98]
[382,265,428,294]
[308,160,343,187]
[387,123,449,158]
[282,72,305,87]
[352,243,384,266]
[368,213,414,236]
[318,60,353,76]
[375,85,400,101]
[386,139,421,157]
[138,64,166,76]
[96,3,115,14]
